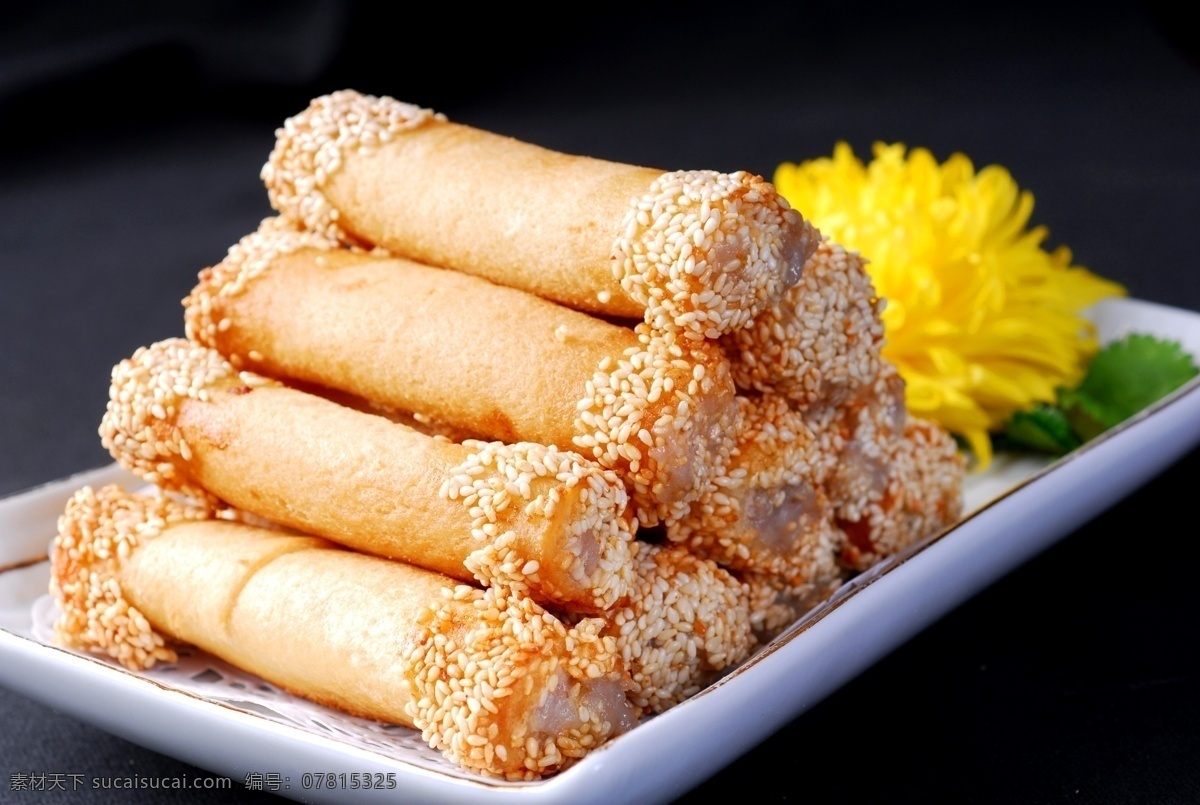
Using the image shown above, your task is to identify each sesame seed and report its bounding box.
[562,542,751,716]
[50,485,212,671]
[445,440,636,612]
[822,367,965,570]
[183,217,340,355]
[398,580,629,779]
[573,324,740,526]
[666,393,843,594]
[98,339,279,508]
[262,91,445,243]
[721,238,885,409]
[613,170,817,338]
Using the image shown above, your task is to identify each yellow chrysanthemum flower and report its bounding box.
[775,142,1125,466]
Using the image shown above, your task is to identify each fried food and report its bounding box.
[51,485,636,780]
[98,339,635,613]
[261,90,818,339]
[184,219,740,524]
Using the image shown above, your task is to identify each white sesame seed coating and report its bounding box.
[52,486,631,780]
[403,583,631,780]
[98,338,278,507]
[184,217,339,361]
[567,542,751,716]
[615,170,818,339]
[50,484,213,670]
[739,569,845,642]
[820,367,964,570]
[573,324,739,527]
[667,394,843,597]
[440,440,637,612]
[741,570,802,639]
[834,417,965,571]
[722,238,885,408]
[823,376,905,524]
[264,90,813,335]
[261,91,445,244]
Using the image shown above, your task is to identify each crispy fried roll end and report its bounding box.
[183,216,340,359]
[614,169,820,339]
[824,368,965,570]
[50,485,212,669]
[408,585,636,779]
[441,439,637,612]
[722,238,885,408]
[668,394,843,596]
[740,569,845,643]
[575,326,740,527]
[261,91,444,248]
[571,543,752,716]
[835,417,966,571]
[98,338,278,506]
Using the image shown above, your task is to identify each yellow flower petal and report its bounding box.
[775,143,1126,468]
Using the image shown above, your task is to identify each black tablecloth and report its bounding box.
[3,2,1198,802]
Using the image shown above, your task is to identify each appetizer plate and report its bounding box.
[2,297,1199,805]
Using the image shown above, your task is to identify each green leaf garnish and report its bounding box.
[1003,404,1082,455]
[1059,334,1199,440]
[1001,333,1198,453]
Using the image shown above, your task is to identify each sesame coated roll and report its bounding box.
[564,542,753,716]
[184,219,740,525]
[98,339,635,613]
[833,418,966,571]
[821,366,965,570]
[721,238,885,408]
[666,394,844,600]
[741,571,809,640]
[51,486,636,780]
[261,90,818,338]
[575,323,740,526]
[739,568,846,643]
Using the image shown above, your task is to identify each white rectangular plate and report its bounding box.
[3,297,1199,804]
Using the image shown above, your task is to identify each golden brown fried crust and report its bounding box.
[99,339,635,613]
[185,219,740,524]
[51,485,632,780]
[262,90,813,337]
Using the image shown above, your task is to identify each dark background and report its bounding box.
[2,2,1198,802]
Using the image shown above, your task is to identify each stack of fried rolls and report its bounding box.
[52,485,635,780]
[183,218,739,526]
[260,90,818,340]
[97,338,637,614]
[52,89,965,780]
